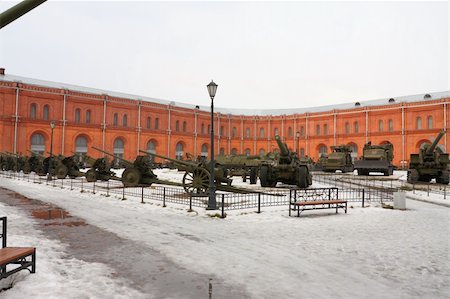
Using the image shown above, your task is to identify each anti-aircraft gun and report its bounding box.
[354,141,394,176]
[407,131,449,184]
[322,145,354,173]
[258,135,312,188]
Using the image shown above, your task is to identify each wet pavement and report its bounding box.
[0,188,250,298]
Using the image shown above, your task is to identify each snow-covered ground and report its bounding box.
[0,174,449,298]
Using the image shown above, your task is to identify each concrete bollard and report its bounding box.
[393,191,406,210]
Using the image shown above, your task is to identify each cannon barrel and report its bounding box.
[426,131,445,155]
[91,146,134,167]
[139,150,201,168]
[275,135,290,157]
[27,150,45,158]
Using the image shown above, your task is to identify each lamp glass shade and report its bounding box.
[207,81,218,98]
[50,121,56,129]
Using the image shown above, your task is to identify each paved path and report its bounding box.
[0,188,250,298]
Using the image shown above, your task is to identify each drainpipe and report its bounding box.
[402,105,405,168]
[365,109,369,143]
[253,116,257,153]
[444,101,447,150]
[137,100,141,155]
[333,111,337,146]
[102,95,107,152]
[305,114,309,155]
[228,115,231,154]
[13,85,19,153]
[194,108,198,157]
[61,92,67,154]
[167,105,171,157]
[240,117,244,154]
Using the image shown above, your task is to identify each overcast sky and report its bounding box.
[0,1,448,109]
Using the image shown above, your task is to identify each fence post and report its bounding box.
[163,187,166,207]
[61,178,64,189]
[188,195,192,212]
[328,188,331,200]
[427,184,430,197]
[444,185,446,200]
[70,178,73,190]
[362,189,365,208]
[106,180,110,197]
[81,179,84,192]
[412,183,415,194]
[221,194,225,218]
[122,187,125,200]
[257,193,261,213]
[93,181,96,194]
[141,187,144,204]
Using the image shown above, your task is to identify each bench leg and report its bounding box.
[31,251,36,273]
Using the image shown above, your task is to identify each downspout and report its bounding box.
[253,116,257,153]
[137,100,141,155]
[194,108,198,157]
[333,111,337,146]
[13,86,19,153]
[167,105,171,157]
[102,95,107,152]
[61,92,67,154]
[402,105,405,169]
[240,116,244,154]
[305,114,309,156]
[365,109,369,144]
[444,101,447,150]
[228,115,231,154]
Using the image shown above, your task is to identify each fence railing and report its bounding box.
[0,171,394,217]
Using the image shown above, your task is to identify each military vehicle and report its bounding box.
[258,135,312,188]
[312,154,328,171]
[354,141,394,176]
[215,154,261,184]
[54,154,87,179]
[321,145,354,173]
[27,151,46,175]
[407,131,449,184]
[84,157,117,183]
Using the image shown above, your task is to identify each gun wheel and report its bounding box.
[122,167,142,187]
[183,168,210,196]
[55,165,69,179]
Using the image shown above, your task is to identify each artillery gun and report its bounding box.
[54,154,87,179]
[321,145,354,173]
[407,131,449,184]
[258,135,312,188]
[354,142,394,176]
[92,147,181,188]
[0,152,17,171]
[215,154,262,184]
[84,156,118,182]
[5,152,31,173]
[27,151,46,175]
[141,150,268,196]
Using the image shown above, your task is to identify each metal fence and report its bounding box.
[0,171,393,217]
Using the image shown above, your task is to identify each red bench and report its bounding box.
[0,217,36,280]
[289,199,347,217]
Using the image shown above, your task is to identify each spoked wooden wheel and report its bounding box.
[122,167,142,187]
[183,168,210,196]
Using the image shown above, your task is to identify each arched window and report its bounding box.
[113,138,124,158]
[123,114,128,127]
[288,127,293,137]
[86,110,91,124]
[219,148,225,156]
[378,120,383,132]
[319,145,327,155]
[75,108,81,124]
[201,144,208,157]
[146,140,156,154]
[246,128,251,138]
[175,120,180,132]
[183,121,187,132]
[175,142,184,159]
[113,113,118,126]
[388,119,393,132]
[345,122,350,134]
[75,136,88,154]
[245,148,251,156]
[201,123,205,134]
[231,148,237,155]
[146,117,151,129]
[43,105,49,120]
[154,118,159,129]
[259,149,266,156]
[260,128,265,138]
[416,117,422,130]
[354,122,359,133]
[220,126,224,136]
[30,133,45,154]
[300,126,305,137]
[232,127,237,138]
[427,116,433,129]
[30,103,37,119]
[316,125,320,135]
[323,124,328,135]
[274,128,279,137]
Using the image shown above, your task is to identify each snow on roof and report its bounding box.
[1,73,448,116]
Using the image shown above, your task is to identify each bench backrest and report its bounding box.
[0,217,6,248]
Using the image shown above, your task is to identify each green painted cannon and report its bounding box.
[321,145,354,173]
[408,131,449,184]
[215,154,262,184]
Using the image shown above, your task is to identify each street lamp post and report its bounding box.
[296,131,300,157]
[47,120,56,181]
[207,80,218,210]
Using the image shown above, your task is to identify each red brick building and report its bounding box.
[1,69,448,168]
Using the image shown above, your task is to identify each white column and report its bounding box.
[401,105,405,168]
